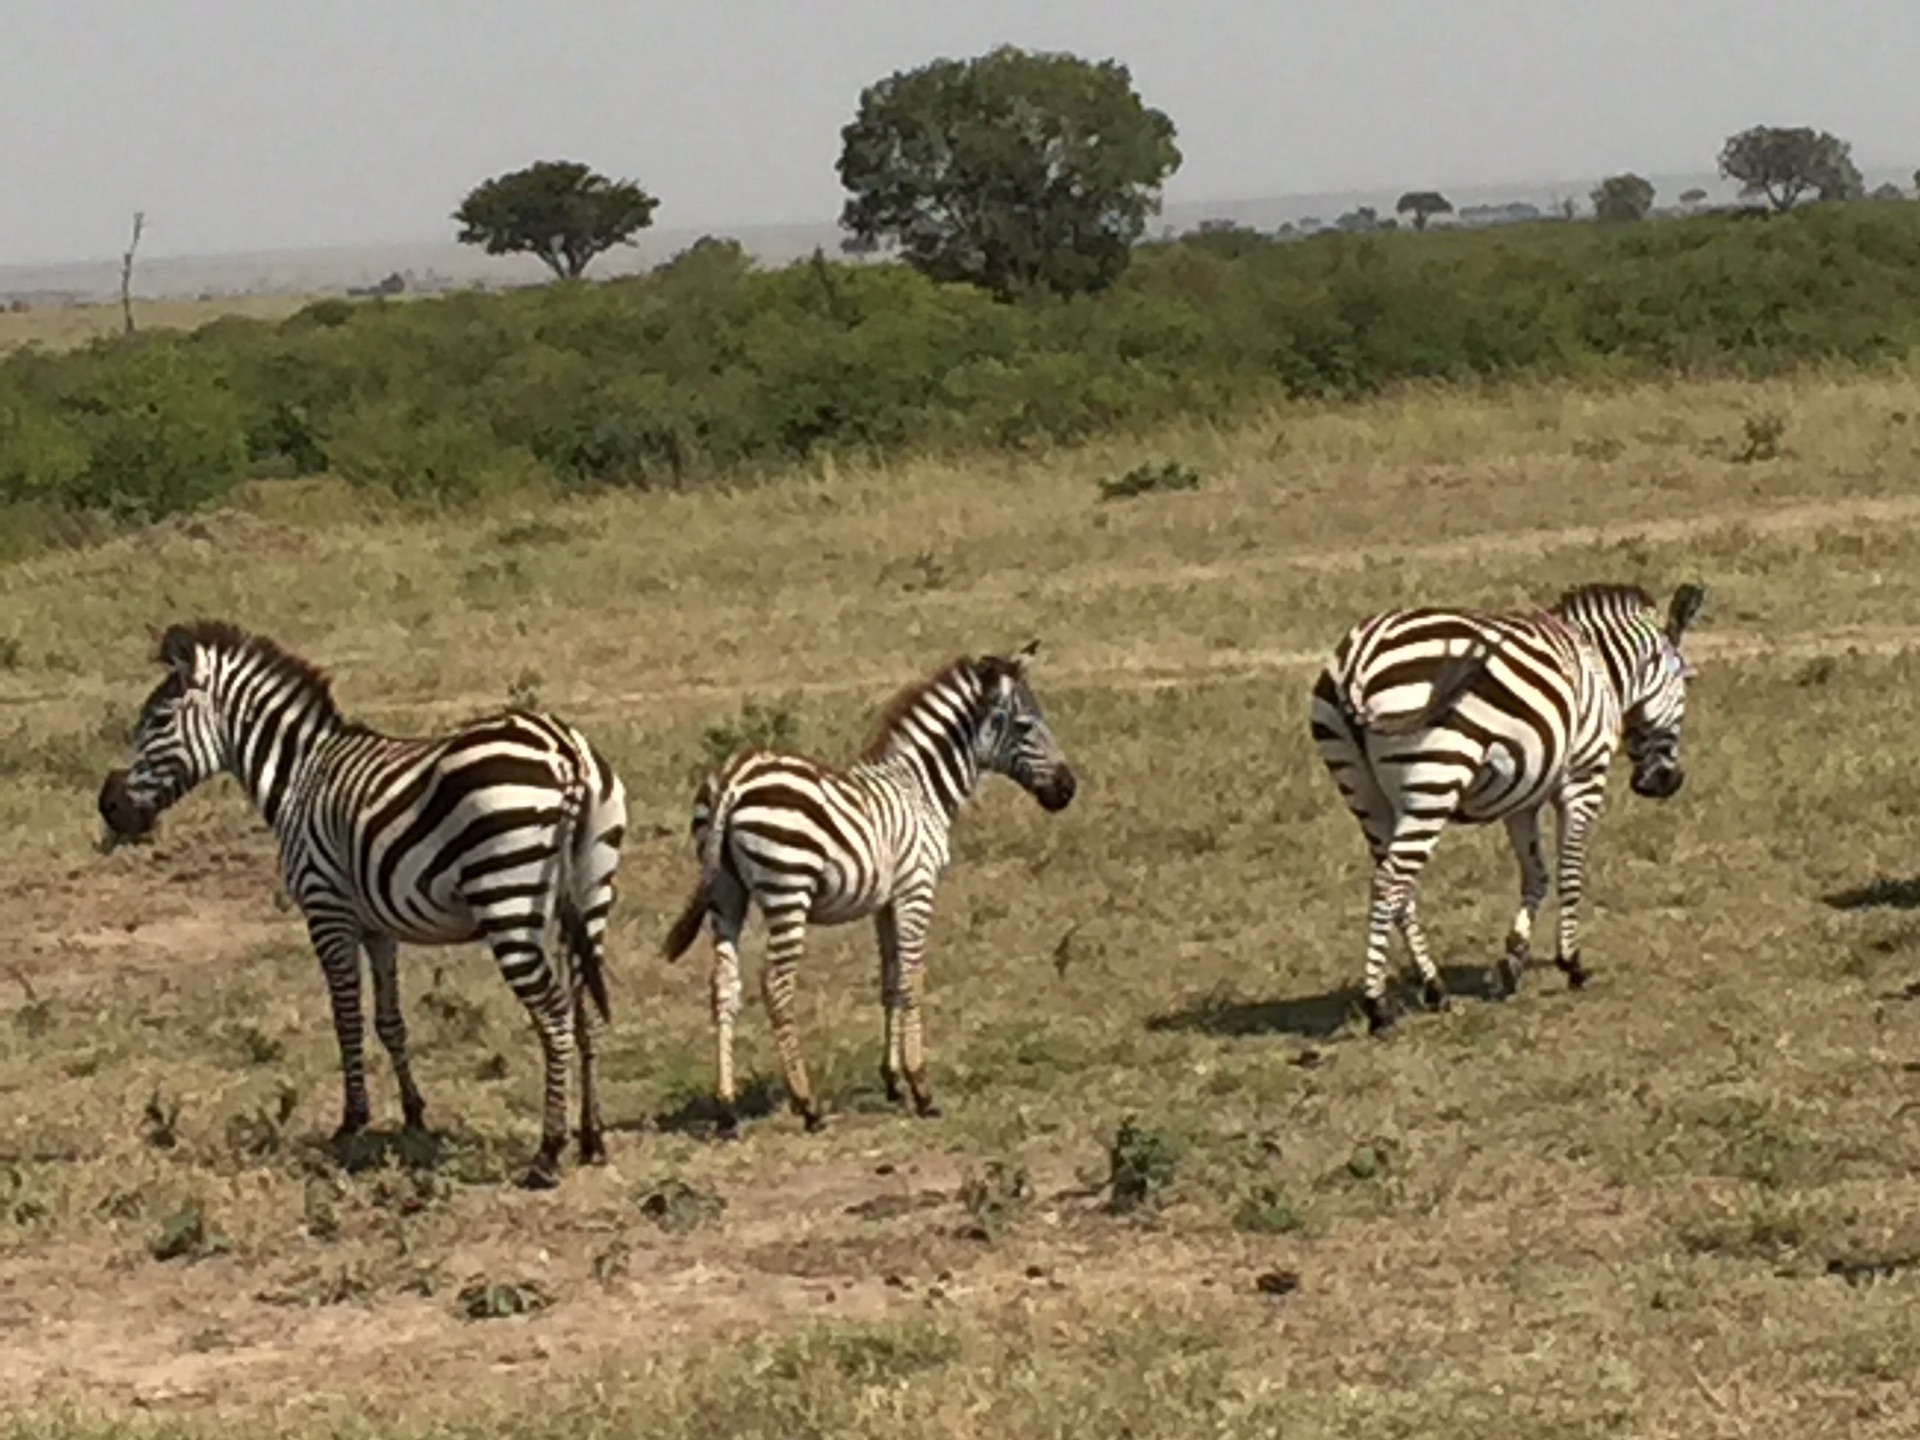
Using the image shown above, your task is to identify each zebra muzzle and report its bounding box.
[96,769,157,851]
[1630,765,1684,801]
[1034,767,1077,813]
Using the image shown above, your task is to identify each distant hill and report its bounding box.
[3,168,1912,306]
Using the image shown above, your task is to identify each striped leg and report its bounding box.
[365,934,427,1130]
[309,921,372,1139]
[1397,896,1449,1013]
[708,899,747,1140]
[1496,810,1551,997]
[476,898,573,1187]
[1362,819,1448,1036]
[890,892,941,1118]
[761,902,823,1133]
[1551,789,1602,990]
[876,903,906,1106]
[573,990,605,1164]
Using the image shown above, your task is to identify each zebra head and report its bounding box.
[973,642,1077,812]
[1622,583,1705,801]
[96,625,233,851]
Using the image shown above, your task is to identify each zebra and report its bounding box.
[661,642,1077,1137]
[94,620,628,1187]
[1308,582,1704,1035]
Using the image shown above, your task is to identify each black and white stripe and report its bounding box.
[97,621,627,1186]
[1308,583,1704,1033]
[661,643,1077,1135]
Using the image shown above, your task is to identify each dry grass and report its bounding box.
[4,373,1920,1436]
[0,295,317,353]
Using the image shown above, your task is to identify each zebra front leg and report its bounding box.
[875,904,906,1107]
[573,991,606,1164]
[365,935,427,1131]
[890,892,942,1118]
[308,922,373,1140]
[761,904,824,1133]
[1495,810,1551,999]
[1551,791,1604,990]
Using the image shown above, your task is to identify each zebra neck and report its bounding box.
[216,681,346,829]
[865,725,981,821]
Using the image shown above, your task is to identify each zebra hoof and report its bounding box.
[1420,979,1450,1013]
[1493,954,1525,999]
[714,1111,740,1143]
[1556,954,1591,990]
[578,1130,607,1165]
[401,1098,428,1133]
[519,1156,562,1191]
[881,1068,906,1106]
[801,1107,827,1135]
[1360,995,1395,1037]
[913,1098,943,1120]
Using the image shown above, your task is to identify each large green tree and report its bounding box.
[1590,173,1656,223]
[837,45,1180,299]
[1718,127,1860,211]
[454,161,658,280]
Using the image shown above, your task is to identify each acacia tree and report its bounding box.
[1718,127,1860,211]
[1591,173,1656,223]
[1394,191,1453,231]
[837,45,1180,299]
[454,161,658,280]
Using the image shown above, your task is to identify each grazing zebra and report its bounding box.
[95,621,628,1187]
[1309,582,1704,1034]
[661,642,1077,1136]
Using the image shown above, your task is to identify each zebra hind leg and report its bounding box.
[761,904,824,1133]
[574,991,606,1164]
[1399,899,1450,1013]
[1496,811,1552,1000]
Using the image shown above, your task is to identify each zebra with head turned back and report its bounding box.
[1308,581,1705,1034]
[95,621,628,1188]
[661,642,1077,1137]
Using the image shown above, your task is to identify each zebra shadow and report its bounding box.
[1147,965,1497,1040]
[1823,877,1920,912]
[647,1075,781,1138]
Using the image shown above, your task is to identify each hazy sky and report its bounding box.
[5,0,1917,265]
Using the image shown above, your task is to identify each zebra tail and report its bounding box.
[662,774,732,964]
[552,768,612,1025]
[1357,638,1495,737]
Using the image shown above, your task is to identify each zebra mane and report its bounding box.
[156,619,345,723]
[1551,583,1655,618]
[857,655,995,763]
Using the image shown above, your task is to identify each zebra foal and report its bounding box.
[662,642,1077,1137]
[95,620,628,1187]
[1309,582,1704,1033]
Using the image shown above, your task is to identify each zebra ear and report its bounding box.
[154,624,198,675]
[1013,640,1040,676]
[1666,583,1706,645]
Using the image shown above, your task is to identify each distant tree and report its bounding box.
[1679,187,1708,207]
[838,46,1178,299]
[1590,173,1656,223]
[1717,127,1859,211]
[1182,219,1268,260]
[1914,168,1920,197]
[1334,206,1381,233]
[1869,182,1908,203]
[454,160,658,280]
[1394,191,1453,231]
[652,234,752,283]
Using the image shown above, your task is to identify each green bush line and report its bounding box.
[4,203,1920,532]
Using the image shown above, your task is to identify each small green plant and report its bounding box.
[699,699,801,775]
[1098,460,1203,501]
[506,668,543,710]
[1345,1143,1385,1181]
[1104,1117,1179,1215]
[0,1164,49,1226]
[1732,410,1788,463]
[455,1277,551,1321]
[225,1084,300,1159]
[1234,1182,1305,1235]
[8,966,50,1039]
[635,1177,728,1233]
[230,1023,285,1066]
[151,1204,229,1262]
[958,1159,1034,1240]
[1570,433,1625,462]
[420,972,488,1044]
[0,635,20,670]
